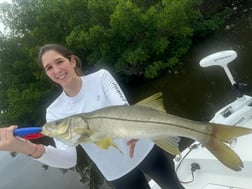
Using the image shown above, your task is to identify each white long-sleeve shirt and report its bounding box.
[36,69,154,181]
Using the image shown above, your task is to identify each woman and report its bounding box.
[0,44,184,189]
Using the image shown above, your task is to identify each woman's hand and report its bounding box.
[0,125,43,157]
[127,139,138,158]
[0,125,20,151]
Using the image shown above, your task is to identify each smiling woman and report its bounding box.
[0,43,185,189]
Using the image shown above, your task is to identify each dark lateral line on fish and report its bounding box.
[85,116,211,136]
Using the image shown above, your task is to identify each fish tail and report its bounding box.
[211,123,252,141]
[202,124,252,171]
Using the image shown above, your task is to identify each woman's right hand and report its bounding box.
[0,125,39,156]
[127,139,138,158]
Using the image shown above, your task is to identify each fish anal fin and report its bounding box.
[154,136,181,155]
[135,92,166,112]
[95,138,124,154]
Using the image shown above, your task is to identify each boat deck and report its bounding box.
[174,95,252,189]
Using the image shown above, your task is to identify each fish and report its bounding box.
[41,92,252,171]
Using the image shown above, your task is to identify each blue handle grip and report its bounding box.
[14,127,42,137]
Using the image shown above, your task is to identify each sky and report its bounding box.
[0,0,12,33]
[0,0,12,3]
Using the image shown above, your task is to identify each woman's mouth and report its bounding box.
[56,73,67,80]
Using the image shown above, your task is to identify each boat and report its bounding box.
[9,50,251,189]
[149,50,252,189]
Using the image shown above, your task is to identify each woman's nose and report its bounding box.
[52,65,62,73]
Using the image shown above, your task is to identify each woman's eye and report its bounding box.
[56,60,64,64]
[45,66,52,71]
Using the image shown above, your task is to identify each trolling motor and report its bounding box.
[199,50,248,98]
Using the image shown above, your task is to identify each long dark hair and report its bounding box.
[39,44,83,76]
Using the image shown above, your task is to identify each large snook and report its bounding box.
[42,93,252,171]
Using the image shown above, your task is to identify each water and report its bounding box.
[0,151,85,189]
[126,6,252,122]
[1,5,252,189]
[123,4,252,158]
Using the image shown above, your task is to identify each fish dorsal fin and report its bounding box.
[154,136,181,155]
[135,92,166,112]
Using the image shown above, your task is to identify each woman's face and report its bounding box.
[41,50,78,87]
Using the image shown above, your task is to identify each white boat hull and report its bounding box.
[174,95,252,189]
[149,95,252,189]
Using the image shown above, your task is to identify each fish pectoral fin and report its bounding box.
[95,138,112,149]
[135,92,166,112]
[95,138,124,154]
[154,136,181,155]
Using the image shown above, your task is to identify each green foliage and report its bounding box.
[193,7,232,37]
[5,83,50,124]
[0,0,232,124]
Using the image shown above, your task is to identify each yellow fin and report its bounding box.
[204,138,243,171]
[95,138,123,154]
[135,92,166,112]
[154,136,181,155]
[211,123,252,141]
[201,123,252,171]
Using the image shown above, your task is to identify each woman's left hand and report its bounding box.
[127,139,138,158]
[0,126,31,153]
